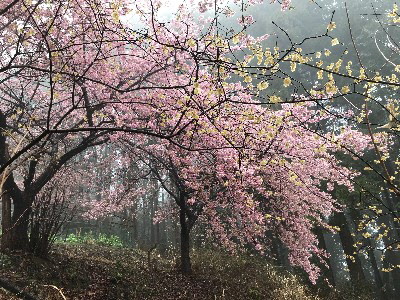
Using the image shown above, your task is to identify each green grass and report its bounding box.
[61,231,124,247]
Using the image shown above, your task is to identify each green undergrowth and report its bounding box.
[60,232,124,247]
[0,243,373,299]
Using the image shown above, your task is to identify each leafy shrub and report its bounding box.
[0,253,12,268]
[62,232,123,247]
[64,233,82,244]
[97,233,123,247]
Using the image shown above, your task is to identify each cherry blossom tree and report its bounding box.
[0,0,293,251]
[2,0,398,287]
[118,95,371,280]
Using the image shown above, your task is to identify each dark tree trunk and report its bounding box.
[132,213,138,245]
[8,193,34,251]
[157,192,168,253]
[177,190,194,274]
[347,207,387,298]
[0,110,13,251]
[0,191,12,250]
[179,204,191,274]
[121,209,129,245]
[365,238,387,300]
[150,190,156,245]
[380,188,400,299]
[142,195,148,245]
[331,211,365,284]
[155,195,160,245]
[173,217,180,249]
[264,231,280,265]
[380,221,400,299]
[128,202,138,247]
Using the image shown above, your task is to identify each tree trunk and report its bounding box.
[177,190,193,274]
[380,188,400,298]
[7,193,33,251]
[365,238,387,300]
[380,221,400,299]
[0,110,13,251]
[0,191,12,250]
[179,205,191,274]
[173,217,180,249]
[150,191,155,245]
[348,207,386,298]
[132,213,138,246]
[155,194,160,245]
[142,195,147,246]
[331,211,365,284]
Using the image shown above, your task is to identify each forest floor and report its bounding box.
[0,243,373,300]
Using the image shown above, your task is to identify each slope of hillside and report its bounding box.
[0,244,372,299]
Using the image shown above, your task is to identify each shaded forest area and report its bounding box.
[1,0,400,299]
[0,243,374,299]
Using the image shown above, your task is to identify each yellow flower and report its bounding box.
[325,81,338,94]
[283,77,292,87]
[341,85,350,93]
[244,75,252,83]
[359,68,367,80]
[112,11,120,23]
[315,52,322,58]
[53,73,62,82]
[257,81,269,90]
[187,39,196,48]
[362,232,372,238]
[270,95,281,103]
[290,62,297,72]
[327,22,336,31]
[331,38,339,46]
[325,49,331,56]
